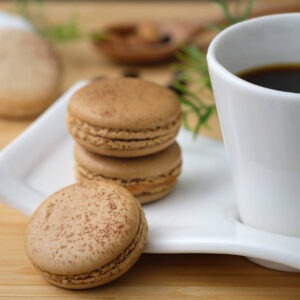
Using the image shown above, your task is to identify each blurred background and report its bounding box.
[0,0,299,148]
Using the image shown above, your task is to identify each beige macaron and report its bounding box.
[74,142,182,204]
[26,182,148,289]
[0,28,62,119]
[66,78,181,157]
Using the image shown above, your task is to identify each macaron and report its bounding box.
[0,28,62,119]
[66,78,182,157]
[74,142,182,204]
[26,182,148,289]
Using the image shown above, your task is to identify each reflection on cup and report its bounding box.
[207,14,300,238]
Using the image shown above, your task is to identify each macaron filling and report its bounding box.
[67,112,181,150]
[76,162,182,199]
[33,208,147,288]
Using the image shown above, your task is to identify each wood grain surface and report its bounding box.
[0,1,300,299]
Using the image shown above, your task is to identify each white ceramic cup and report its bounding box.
[207,13,300,238]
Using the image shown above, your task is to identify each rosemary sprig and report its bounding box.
[172,0,256,137]
[14,0,105,43]
[170,46,215,139]
[212,0,256,30]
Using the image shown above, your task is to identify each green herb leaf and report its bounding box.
[212,0,256,30]
[90,31,106,43]
[14,0,105,43]
[38,15,84,43]
[173,0,256,138]
[170,45,216,137]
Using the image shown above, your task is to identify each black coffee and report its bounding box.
[238,64,300,93]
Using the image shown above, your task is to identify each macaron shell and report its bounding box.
[67,78,181,130]
[70,127,180,158]
[76,165,180,204]
[0,29,61,118]
[74,142,182,179]
[36,207,148,289]
[26,182,141,276]
[138,185,176,204]
[74,142,182,203]
[67,78,182,157]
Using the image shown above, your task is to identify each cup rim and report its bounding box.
[207,13,300,99]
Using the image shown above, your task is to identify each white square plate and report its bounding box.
[0,81,299,271]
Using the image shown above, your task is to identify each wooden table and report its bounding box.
[0,1,299,299]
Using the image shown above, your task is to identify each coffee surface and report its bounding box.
[238,64,300,93]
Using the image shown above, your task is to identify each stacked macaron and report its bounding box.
[66,78,182,204]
